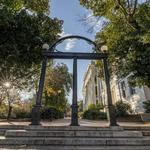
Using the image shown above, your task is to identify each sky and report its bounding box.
[50,0,101,103]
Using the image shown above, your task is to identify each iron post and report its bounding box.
[30,56,47,125]
[103,58,118,126]
[70,58,79,126]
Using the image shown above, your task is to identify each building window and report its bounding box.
[95,76,98,97]
[95,85,98,97]
[121,81,126,98]
[129,86,136,95]
[96,99,98,104]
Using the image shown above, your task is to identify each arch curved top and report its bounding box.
[49,35,98,52]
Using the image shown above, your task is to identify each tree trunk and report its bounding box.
[7,104,12,120]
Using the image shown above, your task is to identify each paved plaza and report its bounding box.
[0,118,150,127]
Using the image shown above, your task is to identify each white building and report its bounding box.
[82,61,106,110]
[82,62,150,113]
[111,75,150,113]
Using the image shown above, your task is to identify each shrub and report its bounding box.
[82,109,107,120]
[82,103,106,120]
[12,109,31,119]
[115,101,132,117]
[0,104,8,119]
[88,103,104,111]
[15,111,31,119]
[41,106,64,120]
[143,101,150,113]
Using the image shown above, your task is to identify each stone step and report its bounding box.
[5,130,143,138]
[0,125,26,129]
[0,125,123,131]
[124,126,150,131]
[0,137,150,146]
[142,131,150,136]
[1,146,150,150]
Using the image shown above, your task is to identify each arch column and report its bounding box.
[30,56,47,125]
[103,58,118,126]
[70,58,79,126]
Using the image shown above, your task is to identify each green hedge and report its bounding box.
[143,101,150,113]
[15,111,31,119]
[115,101,132,117]
[41,106,64,120]
[82,104,106,120]
[82,109,107,120]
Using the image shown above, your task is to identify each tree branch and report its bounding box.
[116,0,129,16]
[132,0,138,16]
[127,0,131,13]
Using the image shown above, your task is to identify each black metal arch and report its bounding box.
[31,35,118,127]
[49,35,98,52]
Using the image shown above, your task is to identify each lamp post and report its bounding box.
[30,43,49,125]
[101,45,118,126]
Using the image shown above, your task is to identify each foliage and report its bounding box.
[0,86,20,120]
[41,106,64,120]
[0,0,50,13]
[82,109,107,120]
[14,111,31,119]
[82,103,106,120]
[80,0,150,87]
[65,103,71,117]
[43,63,72,112]
[78,100,83,112]
[0,100,32,119]
[0,0,63,96]
[115,101,132,117]
[13,100,32,119]
[88,103,104,111]
[143,101,150,113]
[0,103,8,119]
[0,0,63,118]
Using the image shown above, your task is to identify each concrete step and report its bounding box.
[0,125,26,136]
[142,131,150,136]
[0,137,150,146]
[1,125,150,149]
[0,126,123,136]
[0,125,123,130]
[124,126,150,131]
[5,130,143,138]
[1,146,150,150]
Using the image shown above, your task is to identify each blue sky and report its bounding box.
[50,0,100,103]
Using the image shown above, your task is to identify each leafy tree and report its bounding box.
[0,0,63,91]
[0,0,63,118]
[0,85,20,120]
[80,0,150,87]
[43,63,72,112]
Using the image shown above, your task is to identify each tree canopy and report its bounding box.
[80,0,150,87]
[43,63,72,112]
[0,0,63,91]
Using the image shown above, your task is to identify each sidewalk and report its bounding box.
[0,118,150,127]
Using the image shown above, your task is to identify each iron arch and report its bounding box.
[49,35,98,52]
[31,35,117,127]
